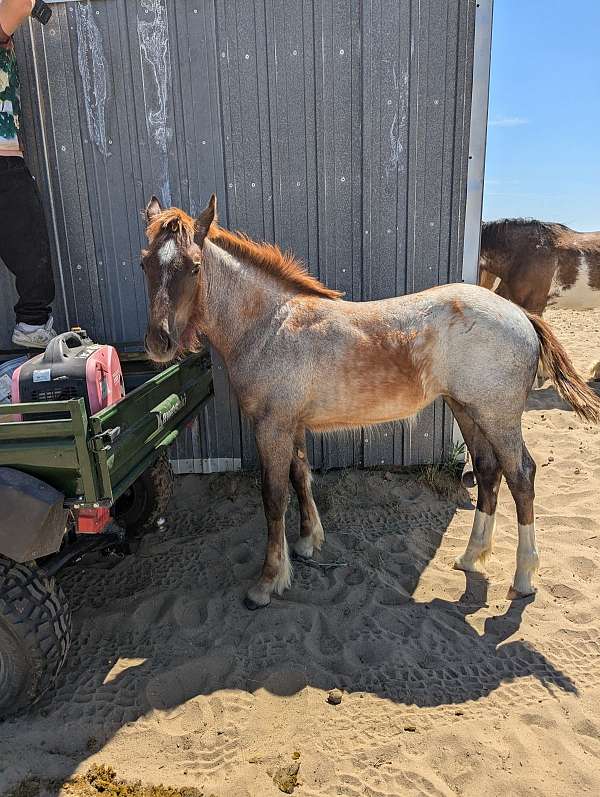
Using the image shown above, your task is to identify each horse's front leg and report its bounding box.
[245,421,295,610]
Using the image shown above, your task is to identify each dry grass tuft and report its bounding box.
[6,766,208,797]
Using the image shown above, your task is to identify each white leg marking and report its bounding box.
[454,509,496,573]
[292,471,325,558]
[311,511,325,550]
[510,522,539,597]
[292,508,324,558]
[273,536,293,595]
[293,534,314,559]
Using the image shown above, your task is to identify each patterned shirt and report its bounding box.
[0,30,22,155]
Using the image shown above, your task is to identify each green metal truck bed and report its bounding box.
[0,354,212,507]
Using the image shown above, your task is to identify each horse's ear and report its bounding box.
[145,196,163,224]
[195,193,217,247]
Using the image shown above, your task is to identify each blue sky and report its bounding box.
[483,0,600,231]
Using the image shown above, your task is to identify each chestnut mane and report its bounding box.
[145,206,342,300]
[208,226,343,300]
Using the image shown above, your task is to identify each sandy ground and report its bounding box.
[1,306,600,797]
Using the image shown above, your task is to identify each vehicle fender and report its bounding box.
[0,468,67,562]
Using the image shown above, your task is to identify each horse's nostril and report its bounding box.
[158,326,171,350]
[146,326,172,355]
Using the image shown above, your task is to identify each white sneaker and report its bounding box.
[12,317,57,349]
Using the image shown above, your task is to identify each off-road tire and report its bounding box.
[113,452,174,536]
[0,557,71,719]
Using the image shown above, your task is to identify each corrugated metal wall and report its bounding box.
[1,0,476,471]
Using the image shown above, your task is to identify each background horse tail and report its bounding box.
[526,311,600,423]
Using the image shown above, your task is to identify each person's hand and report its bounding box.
[0,0,36,37]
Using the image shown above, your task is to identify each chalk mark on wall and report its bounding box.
[386,64,409,178]
[137,0,172,204]
[75,2,108,157]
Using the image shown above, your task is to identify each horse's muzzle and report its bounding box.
[145,324,177,363]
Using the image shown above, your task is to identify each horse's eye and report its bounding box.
[192,262,201,275]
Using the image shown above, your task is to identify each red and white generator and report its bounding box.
[12,331,125,533]
[12,331,124,416]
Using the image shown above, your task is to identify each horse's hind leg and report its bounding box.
[245,420,295,610]
[289,427,324,559]
[447,399,502,573]
[478,421,539,598]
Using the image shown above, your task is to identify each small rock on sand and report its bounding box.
[327,689,343,705]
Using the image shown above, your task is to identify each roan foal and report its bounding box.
[141,195,600,609]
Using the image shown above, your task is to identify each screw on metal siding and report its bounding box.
[292,50,297,56]
[340,176,345,182]
[339,49,344,55]
[245,53,250,59]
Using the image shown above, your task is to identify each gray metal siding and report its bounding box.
[2,0,477,470]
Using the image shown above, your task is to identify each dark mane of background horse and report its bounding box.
[481,218,571,251]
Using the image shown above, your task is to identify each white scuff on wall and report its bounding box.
[386,64,408,178]
[137,0,173,205]
[75,2,109,157]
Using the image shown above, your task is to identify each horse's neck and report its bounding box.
[200,240,289,361]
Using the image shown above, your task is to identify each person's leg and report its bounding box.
[0,158,55,331]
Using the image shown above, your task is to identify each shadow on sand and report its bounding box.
[527,376,600,413]
[0,470,577,789]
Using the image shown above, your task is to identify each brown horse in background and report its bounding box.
[479,218,600,314]
[141,196,600,610]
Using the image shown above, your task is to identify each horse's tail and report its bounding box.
[525,310,600,423]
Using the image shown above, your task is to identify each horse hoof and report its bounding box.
[292,538,314,559]
[507,585,536,601]
[244,596,267,611]
[454,556,478,573]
